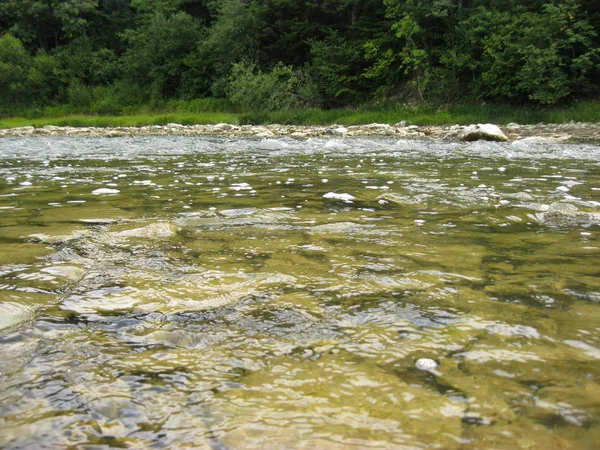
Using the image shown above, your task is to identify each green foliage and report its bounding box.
[183,0,262,98]
[225,61,318,111]
[0,35,32,107]
[0,0,599,113]
[309,33,363,105]
[471,2,599,104]
[0,0,98,51]
[28,51,62,103]
[386,0,600,104]
[2,101,600,130]
[67,80,94,109]
[121,11,203,100]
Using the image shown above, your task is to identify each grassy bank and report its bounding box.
[1,101,599,130]
[0,112,241,130]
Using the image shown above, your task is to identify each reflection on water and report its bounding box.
[1,136,600,449]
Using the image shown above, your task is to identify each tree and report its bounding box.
[0,35,32,107]
[121,11,203,101]
[0,0,98,51]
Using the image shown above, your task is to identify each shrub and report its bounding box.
[225,61,319,111]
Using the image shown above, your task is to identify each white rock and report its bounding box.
[213,123,234,131]
[323,192,355,203]
[513,136,554,144]
[363,123,390,128]
[13,126,35,135]
[458,124,508,142]
[92,188,120,195]
[79,218,117,224]
[334,127,348,134]
[416,358,438,371]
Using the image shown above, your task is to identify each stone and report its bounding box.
[213,123,234,131]
[416,358,438,371]
[362,123,390,128]
[512,136,554,144]
[333,127,348,134]
[322,192,355,203]
[114,222,178,239]
[395,120,407,127]
[12,126,35,135]
[92,188,120,195]
[377,193,424,206]
[458,123,508,142]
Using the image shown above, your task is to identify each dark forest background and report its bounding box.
[1,0,599,114]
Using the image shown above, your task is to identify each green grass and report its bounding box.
[0,112,240,129]
[1,100,599,130]
[238,101,600,126]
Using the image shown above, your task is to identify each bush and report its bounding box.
[225,61,320,111]
[0,35,32,109]
[67,81,94,110]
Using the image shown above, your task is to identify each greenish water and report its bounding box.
[1,136,599,449]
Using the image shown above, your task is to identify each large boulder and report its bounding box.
[458,124,508,142]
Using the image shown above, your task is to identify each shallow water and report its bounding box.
[1,136,600,449]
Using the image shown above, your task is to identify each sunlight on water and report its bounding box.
[1,136,600,449]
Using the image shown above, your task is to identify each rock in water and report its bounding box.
[323,192,355,203]
[114,222,179,239]
[416,358,438,371]
[92,188,120,195]
[458,124,508,142]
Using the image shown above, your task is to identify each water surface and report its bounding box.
[1,136,600,449]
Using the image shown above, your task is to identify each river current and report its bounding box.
[0,136,599,449]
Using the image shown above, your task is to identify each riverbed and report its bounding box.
[1,136,599,449]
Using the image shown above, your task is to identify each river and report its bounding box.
[1,136,599,449]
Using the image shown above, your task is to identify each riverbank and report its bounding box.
[2,101,600,130]
[1,121,600,144]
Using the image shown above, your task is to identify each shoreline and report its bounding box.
[1,122,599,143]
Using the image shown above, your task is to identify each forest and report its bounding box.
[1,0,599,116]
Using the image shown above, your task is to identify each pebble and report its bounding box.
[1,123,598,142]
[416,358,438,371]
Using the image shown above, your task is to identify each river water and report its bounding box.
[0,136,599,449]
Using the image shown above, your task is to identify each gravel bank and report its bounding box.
[1,122,599,143]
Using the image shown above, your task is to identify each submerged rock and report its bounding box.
[458,124,508,142]
[114,222,179,239]
[529,202,600,226]
[0,302,36,332]
[377,192,424,206]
